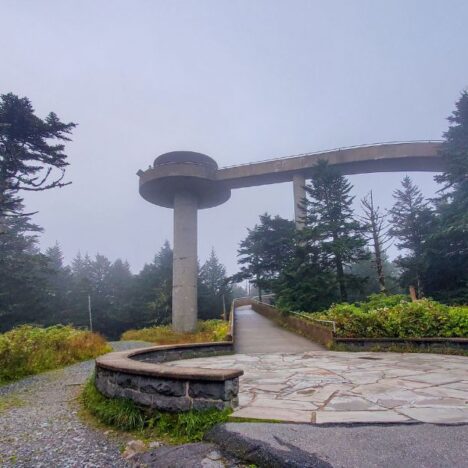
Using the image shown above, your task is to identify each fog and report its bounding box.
[2,0,467,273]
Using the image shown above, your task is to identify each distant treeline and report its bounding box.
[0,238,232,338]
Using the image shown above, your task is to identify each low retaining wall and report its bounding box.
[335,337,468,350]
[244,299,466,352]
[95,308,243,412]
[248,299,334,347]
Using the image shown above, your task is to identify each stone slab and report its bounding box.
[316,410,410,424]
[232,406,313,423]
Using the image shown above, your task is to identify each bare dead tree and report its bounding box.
[359,191,392,294]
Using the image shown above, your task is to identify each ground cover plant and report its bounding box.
[0,325,111,384]
[80,377,231,444]
[308,294,468,338]
[121,319,230,344]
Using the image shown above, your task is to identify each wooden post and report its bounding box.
[409,286,417,302]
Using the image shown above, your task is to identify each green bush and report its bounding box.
[359,293,410,312]
[0,325,111,384]
[81,377,231,443]
[311,295,468,338]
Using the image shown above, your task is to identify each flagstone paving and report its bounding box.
[210,305,468,424]
[173,349,468,424]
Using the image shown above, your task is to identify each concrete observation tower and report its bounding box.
[138,142,442,333]
[138,151,231,332]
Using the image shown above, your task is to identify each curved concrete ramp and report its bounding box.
[234,305,324,353]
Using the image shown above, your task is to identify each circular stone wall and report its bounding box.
[95,342,243,412]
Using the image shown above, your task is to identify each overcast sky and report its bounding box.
[2,0,468,273]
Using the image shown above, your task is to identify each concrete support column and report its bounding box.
[293,173,306,229]
[172,191,198,332]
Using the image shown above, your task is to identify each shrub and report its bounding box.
[81,377,230,443]
[359,293,410,312]
[121,320,230,344]
[311,296,468,338]
[0,325,111,384]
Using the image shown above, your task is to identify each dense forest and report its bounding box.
[1,91,467,337]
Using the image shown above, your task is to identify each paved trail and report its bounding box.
[209,422,468,468]
[0,341,148,468]
[234,305,324,353]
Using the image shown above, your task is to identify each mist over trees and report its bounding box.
[235,92,468,311]
[1,91,467,335]
[0,238,231,338]
[0,93,231,338]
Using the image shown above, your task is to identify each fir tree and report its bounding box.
[303,161,367,302]
[0,204,49,330]
[389,176,433,297]
[199,248,231,319]
[235,213,295,299]
[0,93,76,219]
[423,92,468,302]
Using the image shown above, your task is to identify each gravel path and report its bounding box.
[0,341,150,467]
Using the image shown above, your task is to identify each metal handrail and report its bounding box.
[219,140,443,170]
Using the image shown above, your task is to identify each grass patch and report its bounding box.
[228,416,283,424]
[0,394,25,413]
[80,377,231,444]
[121,320,230,345]
[0,325,111,384]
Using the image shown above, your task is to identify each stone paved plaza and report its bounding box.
[173,351,468,424]
[172,305,468,425]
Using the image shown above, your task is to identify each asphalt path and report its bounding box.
[208,422,468,467]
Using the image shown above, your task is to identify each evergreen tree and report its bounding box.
[235,213,295,299]
[104,259,134,328]
[198,248,231,319]
[43,243,72,324]
[132,241,173,326]
[274,241,338,311]
[389,176,433,297]
[423,92,468,302]
[303,161,368,302]
[0,205,49,330]
[0,93,76,220]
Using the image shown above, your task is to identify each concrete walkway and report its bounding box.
[234,305,324,353]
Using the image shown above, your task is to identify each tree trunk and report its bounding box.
[371,220,387,294]
[335,254,347,302]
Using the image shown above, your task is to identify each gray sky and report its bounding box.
[2,0,468,273]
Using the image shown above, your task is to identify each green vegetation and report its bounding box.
[81,378,231,443]
[0,325,111,384]
[235,93,468,310]
[331,342,468,356]
[0,94,232,339]
[308,295,468,338]
[121,320,230,344]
